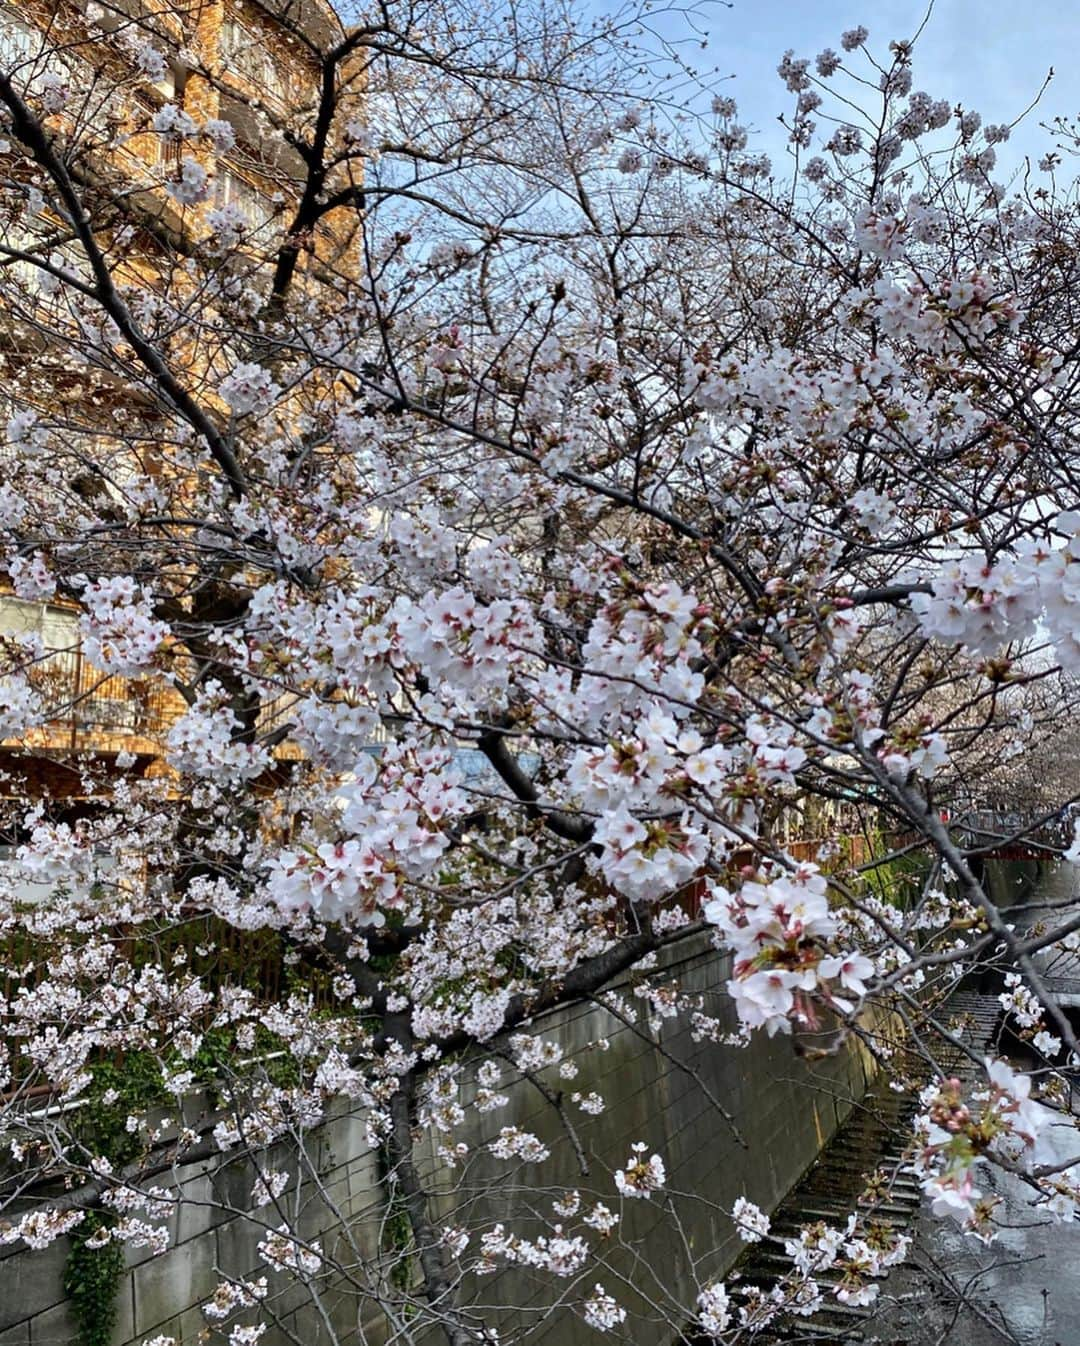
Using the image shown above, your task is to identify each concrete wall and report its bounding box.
[421,933,882,1343]
[0,934,882,1346]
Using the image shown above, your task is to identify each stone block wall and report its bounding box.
[0,934,881,1345]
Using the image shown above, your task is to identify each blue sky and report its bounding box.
[630,0,1079,179]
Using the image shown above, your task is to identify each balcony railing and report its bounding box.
[22,643,175,748]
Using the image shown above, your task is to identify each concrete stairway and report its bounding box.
[719,991,1002,1343]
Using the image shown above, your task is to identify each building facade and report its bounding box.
[0,0,357,802]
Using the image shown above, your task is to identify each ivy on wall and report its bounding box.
[62,1054,168,1346]
[64,1212,125,1346]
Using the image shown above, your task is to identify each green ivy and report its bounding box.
[378,1144,416,1292]
[46,932,353,1346]
[63,1212,124,1346]
[79,1053,169,1166]
[860,849,929,911]
[62,1056,170,1346]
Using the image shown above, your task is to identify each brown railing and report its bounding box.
[21,643,177,749]
[13,640,303,757]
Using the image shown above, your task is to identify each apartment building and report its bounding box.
[0,0,356,801]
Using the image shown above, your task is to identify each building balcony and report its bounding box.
[0,597,303,788]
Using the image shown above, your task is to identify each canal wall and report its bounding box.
[0,933,886,1346]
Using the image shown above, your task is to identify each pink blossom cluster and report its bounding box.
[257,1226,323,1277]
[219,362,281,416]
[613,1141,666,1198]
[913,515,1080,669]
[704,865,874,1036]
[77,575,170,677]
[167,684,271,783]
[265,749,469,925]
[912,1060,1050,1241]
[478,1224,589,1277]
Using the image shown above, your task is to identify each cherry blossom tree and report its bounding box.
[4,2,1080,1342]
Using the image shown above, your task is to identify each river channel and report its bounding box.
[874,860,1080,1346]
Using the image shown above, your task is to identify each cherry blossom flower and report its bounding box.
[167,157,210,206]
[732,1197,770,1243]
[582,1286,626,1332]
[614,1143,666,1199]
[219,363,281,416]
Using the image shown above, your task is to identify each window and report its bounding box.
[0,598,152,735]
[214,168,276,232]
[2,218,94,297]
[1,221,44,292]
[0,9,36,72]
[220,18,290,100]
[1,8,109,117]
